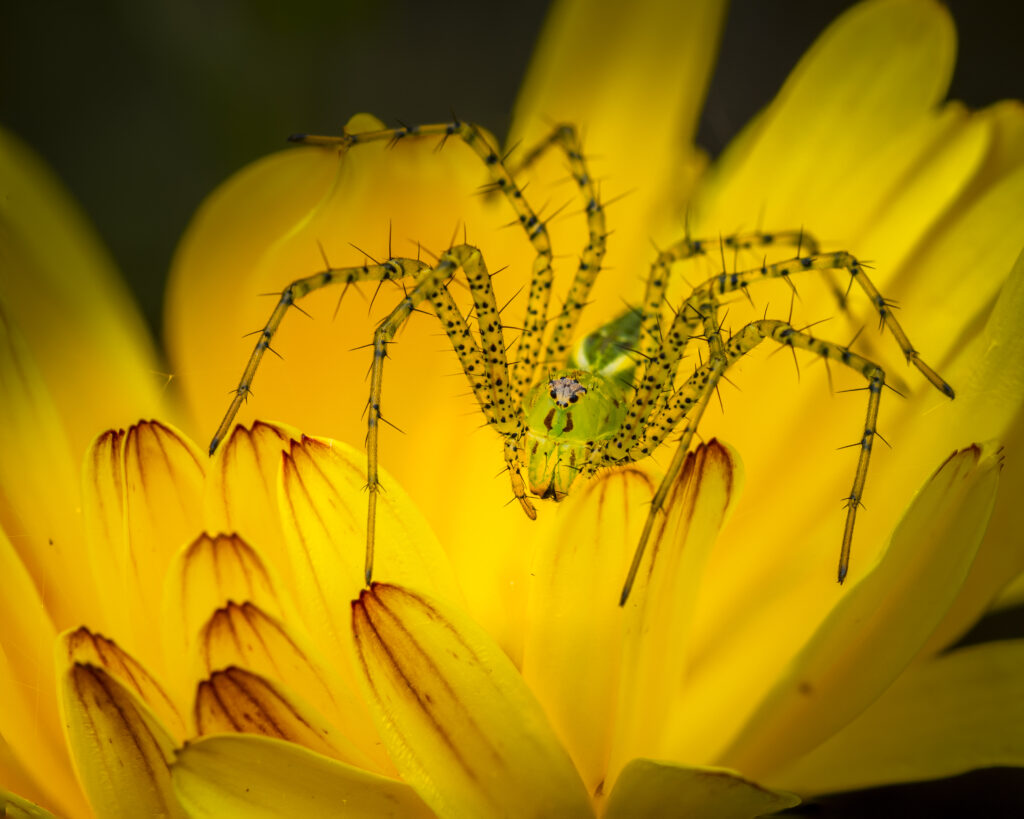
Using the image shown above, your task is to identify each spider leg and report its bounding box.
[614,319,888,605]
[637,229,824,360]
[365,243,532,584]
[294,121,555,403]
[209,257,429,454]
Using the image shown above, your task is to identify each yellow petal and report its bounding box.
[510,0,726,280]
[0,739,63,819]
[715,443,1000,778]
[278,435,459,666]
[61,627,186,743]
[162,533,285,668]
[604,759,799,819]
[0,528,84,818]
[60,663,185,819]
[613,442,741,772]
[194,666,377,770]
[352,584,593,817]
[521,467,654,792]
[0,309,94,629]
[0,788,59,819]
[204,421,300,586]
[772,639,1024,794]
[915,246,1024,653]
[695,0,956,237]
[120,421,206,669]
[172,734,433,819]
[192,601,385,771]
[0,126,167,458]
[82,428,129,633]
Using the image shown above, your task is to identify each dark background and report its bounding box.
[3,1,1021,339]
[2,2,1023,814]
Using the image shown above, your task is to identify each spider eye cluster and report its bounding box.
[547,375,587,408]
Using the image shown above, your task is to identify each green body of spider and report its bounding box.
[210,119,954,605]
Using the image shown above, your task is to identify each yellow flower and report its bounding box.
[3,0,1024,817]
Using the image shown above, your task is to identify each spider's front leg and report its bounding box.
[364,243,533,582]
[613,320,893,605]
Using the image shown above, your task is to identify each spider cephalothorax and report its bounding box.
[210,119,954,604]
[523,370,627,501]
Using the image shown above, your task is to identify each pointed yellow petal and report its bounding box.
[903,244,1024,655]
[0,127,167,458]
[613,442,741,771]
[278,436,459,664]
[194,666,377,770]
[172,734,433,819]
[696,0,956,236]
[62,627,186,743]
[60,663,186,819]
[716,443,1000,778]
[511,0,726,279]
[604,759,799,819]
[0,309,95,628]
[193,601,385,771]
[163,533,284,665]
[353,584,593,817]
[521,467,654,792]
[120,421,206,668]
[82,428,129,632]
[772,640,1024,794]
[204,421,299,586]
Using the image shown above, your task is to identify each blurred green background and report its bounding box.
[3,2,1023,813]
[3,1,1020,342]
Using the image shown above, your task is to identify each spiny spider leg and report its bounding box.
[614,319,889,605]
[294,122,554,403]
[614,248,955,462]
[636,229,823,360]
[210,257,429,455]
[365,243,529,583]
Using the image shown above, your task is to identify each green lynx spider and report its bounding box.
[210,119,954,605]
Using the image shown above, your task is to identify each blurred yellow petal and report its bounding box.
[772,640,1024,794]
[0,309,94,628]
[520,467,652,792]
[0,531,84,818]
[604,759,799,819]
[60,664,185,819]
[510,0,726,282]
[172,734,433,819]
[62,627,186,743]
[352,584,593,817]
[194,666,375,770]
[0,127,168,456]
[716,443,1000,778]
[279,436,460,665]
[0,740,62,819]
[193,601,384,771]
[696,0,956,236]
[203,421,300,585]
[0,788,58,819]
